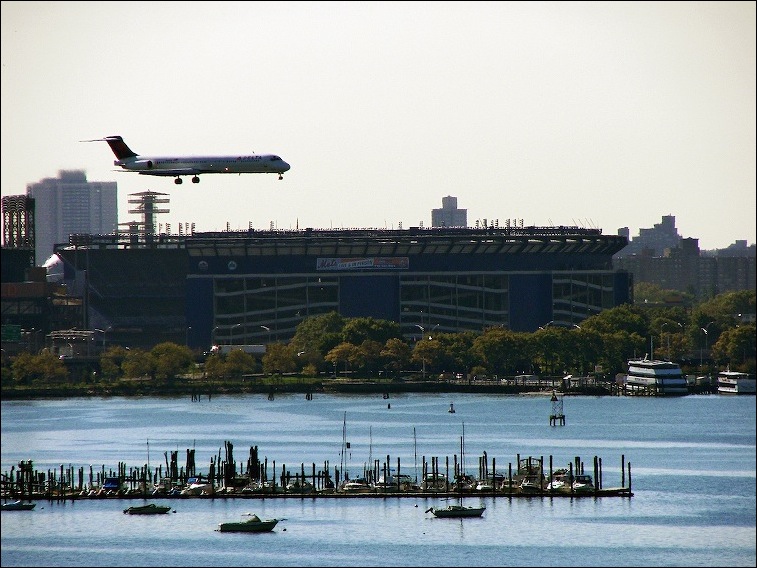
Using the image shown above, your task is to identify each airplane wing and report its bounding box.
[137,168,203,176]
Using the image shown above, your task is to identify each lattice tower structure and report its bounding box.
[120,190,170,237]
[2,195,35,249]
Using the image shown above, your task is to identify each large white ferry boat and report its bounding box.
[625,358,688,395]
[716,369,756,395]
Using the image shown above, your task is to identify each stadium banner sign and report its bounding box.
[316,257,409,271]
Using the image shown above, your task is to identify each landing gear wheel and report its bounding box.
[192,176,200,184]
[174,177,183,185]
[278,174,284,180]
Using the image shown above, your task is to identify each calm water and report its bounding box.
[1,393,755,567]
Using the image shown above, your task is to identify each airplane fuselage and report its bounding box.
[86,136,290,183]
[115,154,290,175]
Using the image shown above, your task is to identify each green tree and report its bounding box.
[380,338,411,377]
[711,324,756,372]
[325,342,358,376]
[342,317,402,346]
[151,342,194,383]
[203,353,227,379]
[121,348,155,379]
[290,311,345,368]
[225,349,259,378]
[11,351,68,385]
[355,339,384,376]
[262,343,297,375]
[100,345,130,381]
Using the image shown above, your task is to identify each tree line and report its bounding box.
[2,289,754,387]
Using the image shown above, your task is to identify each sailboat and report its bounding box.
[425,421,485,518]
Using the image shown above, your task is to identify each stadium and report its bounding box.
[52,225,630,350]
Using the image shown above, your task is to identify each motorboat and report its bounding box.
[375,473,418,492]
[1,500,36,511]
[123,503,172,515]
[717,369,756,395]
[285,479,314,493]
[572,474,595,493]
[546,468,569,491]
[420,473,448,492]
[241,480,277,494]
[218,513,280,533]
[519,476,544,493]
[340,478,373,493]
[625,357,688,395]
[451,474,477,492]
[181,476,214,496]
[425,503,485,518]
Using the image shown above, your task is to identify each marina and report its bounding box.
[1,393,754,567]
[0,448,633,502]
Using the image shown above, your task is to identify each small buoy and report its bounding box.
[387,403,391,409]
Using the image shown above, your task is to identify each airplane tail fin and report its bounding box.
[103,136,137,159]
[81,136,138,160]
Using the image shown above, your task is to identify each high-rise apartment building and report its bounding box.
[431,196,467,228]
[26,170,118,265]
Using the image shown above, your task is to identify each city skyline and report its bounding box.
[2,2,755,250]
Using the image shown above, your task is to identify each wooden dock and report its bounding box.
[0,445,633,502]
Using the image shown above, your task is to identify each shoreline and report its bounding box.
[0,380,615,400]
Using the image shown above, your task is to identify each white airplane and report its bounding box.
[84,135,290,184]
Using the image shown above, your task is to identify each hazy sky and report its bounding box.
[2,1,755,250]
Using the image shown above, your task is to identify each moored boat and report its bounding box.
[340,477,373,493]
[625,358,688,395]
[571,474,595,493]
[218,513,280,532]
[1,500,36,511]
[717,369,756,395]
[123,503,172,515]
[425,504,485,518]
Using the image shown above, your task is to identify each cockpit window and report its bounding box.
[270,156,280,161]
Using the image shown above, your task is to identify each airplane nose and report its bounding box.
[281,161,291,172]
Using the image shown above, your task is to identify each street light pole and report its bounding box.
[186,326,192,347]
[232,323,242,345]
[260,325,271,344]
[700,321,715,369]
[661,323,671,361]
[414,324,426,380]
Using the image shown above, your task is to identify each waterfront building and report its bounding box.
[49,225,630,350]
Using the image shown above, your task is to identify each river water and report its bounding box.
[1,392,755,567]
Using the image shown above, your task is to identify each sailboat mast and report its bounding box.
[341,411,347,476]
[461,421,465,476]
[413,427,418,482]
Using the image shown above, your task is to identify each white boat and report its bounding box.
[375,473,418,492]
[420,473,448,491]
[546,468,569,491]
[571,474,595,493]
[625,358,688,395]
[717,369,756,395]
[340,478,372,493]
